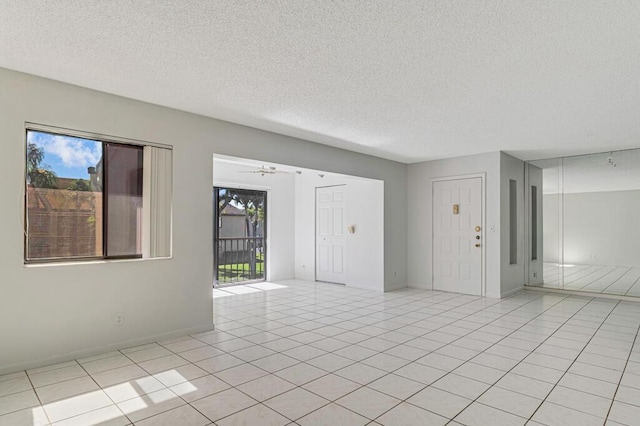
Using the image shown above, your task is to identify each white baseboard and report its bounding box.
[0,324,214,376]
[500,286,525,298]
[407,283,432,290]
[385,282,408,292]
[269,275,296,282]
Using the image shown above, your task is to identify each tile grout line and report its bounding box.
[369,291,592,424]
[24,368,53,426]
[242,290,557,423]
[591,267,629,294]
[623,272,640,297]
[217,291,503,423]
[212,285,637,423]
[525,299,623,424]
[602,315,640,422]
[206,288,514,423]
[284,294,521,422]
[6,282,640,426]
[75,355,135,425]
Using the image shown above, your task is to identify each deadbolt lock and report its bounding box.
[474,226,481,232]
[476,235,480,240]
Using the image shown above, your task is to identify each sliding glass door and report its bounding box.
[213,187,267,285]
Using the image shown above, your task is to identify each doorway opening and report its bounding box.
[214,187,267,286]
[213,154,385,291]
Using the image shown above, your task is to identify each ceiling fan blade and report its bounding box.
[237,170,276,174]
[235,166,291,174]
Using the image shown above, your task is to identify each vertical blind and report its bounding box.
[143,146,172,258]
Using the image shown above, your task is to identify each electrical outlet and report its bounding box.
[114,313,124,326]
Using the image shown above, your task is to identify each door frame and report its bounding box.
[523,163,544,287]
[214,182,271,283]
[315,184,348,284]
[431,173,486,296]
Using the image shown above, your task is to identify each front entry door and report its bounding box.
[433,178,482,295]
[316,185,347,284]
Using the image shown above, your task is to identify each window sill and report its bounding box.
[24,256,172,268]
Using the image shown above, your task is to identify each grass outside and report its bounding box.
[217,258,264,284]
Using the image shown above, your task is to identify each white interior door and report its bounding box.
[316,185,347,284]
[433,178,482,295]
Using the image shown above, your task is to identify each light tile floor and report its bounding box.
[2,280,640,425]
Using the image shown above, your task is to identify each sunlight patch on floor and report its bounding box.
[212,282,288,298]
[34,370,194,425]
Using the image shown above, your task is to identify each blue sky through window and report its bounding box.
[27,131,102,179]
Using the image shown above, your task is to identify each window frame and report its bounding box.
[23,123,172,264]
[102,141,144,260]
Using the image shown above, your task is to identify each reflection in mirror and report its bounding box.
[527,149,640,296]
[529,157,562,290]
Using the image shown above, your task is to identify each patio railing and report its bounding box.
[216,237,265,284]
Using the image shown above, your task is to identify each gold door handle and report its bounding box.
[475,244,481,248]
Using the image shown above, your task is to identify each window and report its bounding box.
[531,185,538,261]
[104,143,143,257]
[25,127,172,262]
[509,179,518,265]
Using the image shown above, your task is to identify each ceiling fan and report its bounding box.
[237,166,291,176]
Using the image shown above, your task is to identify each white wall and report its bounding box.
[294,172,385,291]
[499,152,526,296]
[213,160,295,281]
[0,68,408,373]
[346,179,385,291]
[544,190,640,268]
[407,152,502,297]
[407,152,527,298]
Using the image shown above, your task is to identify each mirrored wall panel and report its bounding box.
[527,149,640,296]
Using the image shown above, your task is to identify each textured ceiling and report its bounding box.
[533,148,640,194]
[1,1,639,163]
